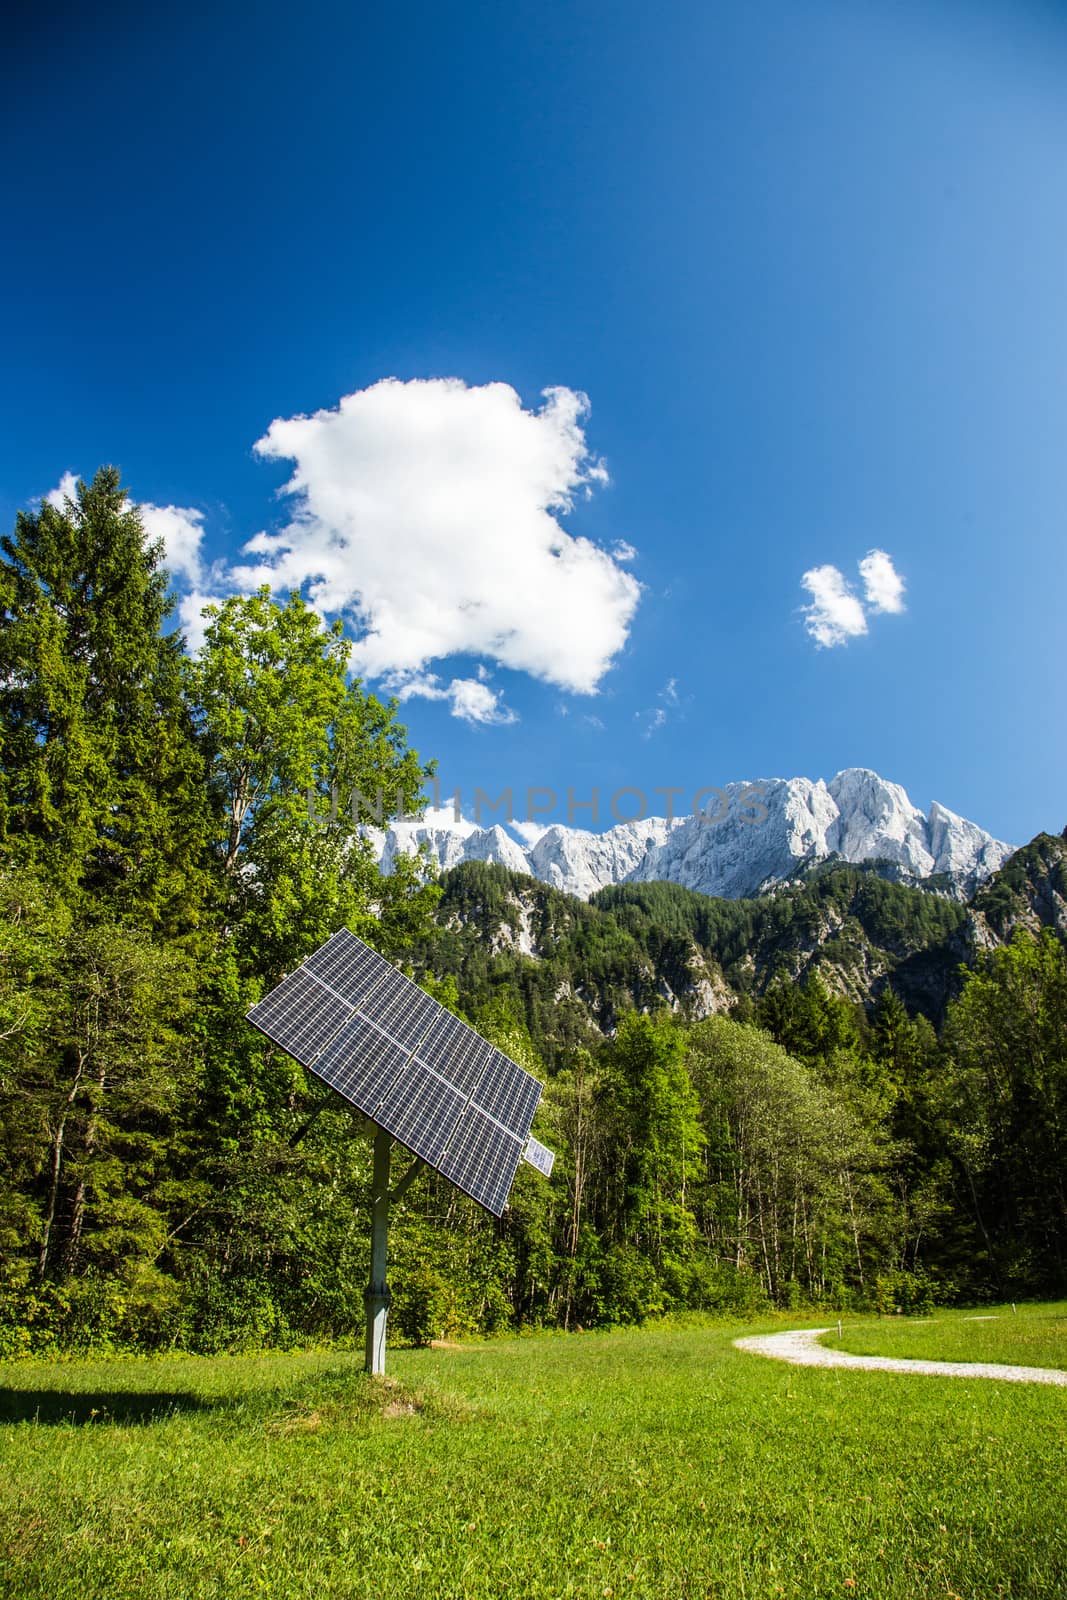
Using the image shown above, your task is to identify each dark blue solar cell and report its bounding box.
[304,929,397,1009]
[246,969,353,1065]
[310,1013,412,1114]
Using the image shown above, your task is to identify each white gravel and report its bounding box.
[733,1327,1067,1386]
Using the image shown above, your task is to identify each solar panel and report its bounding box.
[246,969,353,1065]
[309,1012,412,1111]
[245,929,548,1215]
[436,1107,525,1216]
[375,1062,468,1166]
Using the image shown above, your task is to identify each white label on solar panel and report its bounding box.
[523,1135,555,1177]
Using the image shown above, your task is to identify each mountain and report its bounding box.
[417,833,1064,1066]
[367,768,1013,901]
[969,829,1067,944]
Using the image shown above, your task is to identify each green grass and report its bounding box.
[824,1302,1067,1370]
[2,1311,1066,1599]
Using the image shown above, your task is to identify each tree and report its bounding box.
[191,586,438,980]
[0,469,212,933]
[686,1017,893,1302]
[596,1012,704,1272]
[941,929,1067,1290]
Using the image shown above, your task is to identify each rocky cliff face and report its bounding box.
[968,830,1067,944]
[367,768,1013,901]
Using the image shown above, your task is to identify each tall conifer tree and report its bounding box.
[0,468,212,932]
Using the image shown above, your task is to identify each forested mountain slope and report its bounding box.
[420,839,1066,1066]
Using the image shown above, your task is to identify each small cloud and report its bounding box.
[801,564,869,648]
[583,713,605,732]
[387,672,449,704]
[859,548,906,614]
[44,471,79,509]
[633,676,680,737]
[447,677,517,726]
[139,502,207,586]
[388,670,516,725]
[612,540,637,562]
[801,549,906,648]
[635,705,668,738]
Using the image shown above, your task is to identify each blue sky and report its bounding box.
[5,0,1067,846]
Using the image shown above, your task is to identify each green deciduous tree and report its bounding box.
[941,929,1067,1290]
[596,1012,704,1272]
[686,1016,894,1303]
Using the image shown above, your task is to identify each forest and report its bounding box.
[0,469,1064,1356]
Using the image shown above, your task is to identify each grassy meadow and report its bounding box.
[2,1307,1066,1600]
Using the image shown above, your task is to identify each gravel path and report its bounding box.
[734,1327,1067,1386]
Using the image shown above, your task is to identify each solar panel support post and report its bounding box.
[364,1125,392,1377]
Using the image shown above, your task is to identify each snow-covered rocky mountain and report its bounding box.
[364,769,1014,901]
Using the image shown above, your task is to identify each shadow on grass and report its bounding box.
[0,1388,214,1426]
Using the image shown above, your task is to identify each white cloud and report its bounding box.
[510,818,549,846]
[138,502,206,585]
[801,549,906,647]
[389,670,516,726]
[448,677,517,725]
[637,705,668,738]
[240,378,639,695]
[612,540,637,562]
[44,471,79,509]
[859,548,906,614]
[633,676,680,737]
[801,564,870,648]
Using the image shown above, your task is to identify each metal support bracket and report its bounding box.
[389,1156,425,1204]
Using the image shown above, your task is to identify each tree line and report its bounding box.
[0,469,1063,1355]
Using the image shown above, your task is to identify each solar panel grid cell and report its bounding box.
[437,1107,524,1216]
[304,929,397,1009]
[416,1011,496,1098]
[473,1050,542,1133]
[369,982,442,1052]
[310,1012,412,1111]
[375,1062,468,1166]
[246,969,354,1065]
